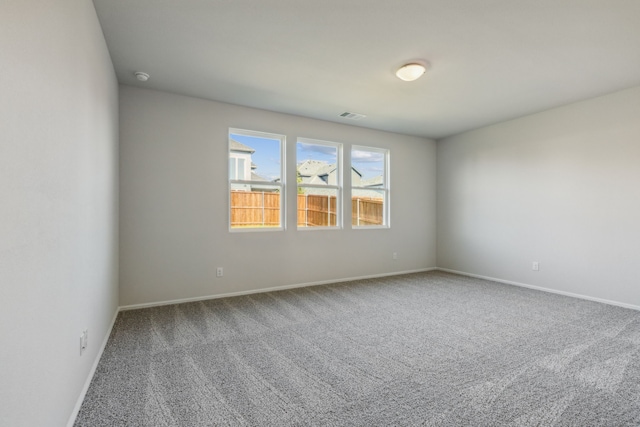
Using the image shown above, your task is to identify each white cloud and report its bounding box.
[298,142,336,156]
[352,150,383,162]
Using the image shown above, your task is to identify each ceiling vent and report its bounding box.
[339,112,366,120]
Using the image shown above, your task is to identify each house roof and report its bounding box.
[315,163,336,178]
[297,160,330,177]
[360,176,384,187]
[297,160,337,185]
[230,139,254,154]
[298,160,366,185]
[250,172,268,181]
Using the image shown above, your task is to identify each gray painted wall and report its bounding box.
[119,86,437,306]
[0,1,119,425]
[437,85,640,308]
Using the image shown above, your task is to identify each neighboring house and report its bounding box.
[359,175,384,188]
[297,160,353,195]
[298,159,362,186]
[297,160,382,198]
[297,160,347,186]
[229,139,270,191]
[353,174,385,199]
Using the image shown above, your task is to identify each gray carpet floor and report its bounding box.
[74,271,640,426]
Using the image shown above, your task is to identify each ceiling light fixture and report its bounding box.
[134,71,150,82]
[395,62,427,82]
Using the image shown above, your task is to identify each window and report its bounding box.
[351,146,389,228]
[296,138,342,228]
[229,157,246,180]
[229,128,285,230]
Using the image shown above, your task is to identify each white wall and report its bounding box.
[437,86,640,308]
[0,1,119,426]
[119,86,436,306]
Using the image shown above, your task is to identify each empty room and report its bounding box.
[2,0,640,426]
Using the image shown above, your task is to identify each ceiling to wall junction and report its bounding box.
[93,0,640,139]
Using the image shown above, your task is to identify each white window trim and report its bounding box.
[351,145,390,229]
[229,128,286,232]
[296,138,343,230]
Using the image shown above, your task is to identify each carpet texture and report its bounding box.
[74,271,640,426]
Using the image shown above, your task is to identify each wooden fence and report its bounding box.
[297,194,337,227]
[352,197,383,226]
[230,191,382,227]
[230,191,281,227]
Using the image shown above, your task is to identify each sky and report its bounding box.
[351,148,385,180]
[297,142,336,165]
[230,133,385,181]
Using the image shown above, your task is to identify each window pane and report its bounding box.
[297,188,338,227]
[229,158,236,180]
[351,146,388,227]
[297,141,338,185]
[237,158,245,180]
[230,133,281,182]
[229,129,284,230]
[351,148,385,187]
[352,189,385,226]
[296,139,342,229]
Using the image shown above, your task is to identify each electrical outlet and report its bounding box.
[532,262,539,271]
[80,329,88,355]
[392,252,398,260]
[216,267,223,277]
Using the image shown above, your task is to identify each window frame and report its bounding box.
[296,138,343,230]
[228,128,286,232]
[350,145,390,229]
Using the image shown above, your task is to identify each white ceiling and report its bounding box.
[93,0,640,139]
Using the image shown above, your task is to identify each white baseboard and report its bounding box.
[437,267,640,312]
[119,268,437,311]
[66,308,120,427]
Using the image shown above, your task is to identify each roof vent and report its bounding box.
[339,112,366,120]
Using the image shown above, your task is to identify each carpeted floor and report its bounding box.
[74,271,640,426]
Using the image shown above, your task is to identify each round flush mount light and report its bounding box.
[134,71,150,82]
[395,62,427,82]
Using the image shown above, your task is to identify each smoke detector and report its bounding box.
[134,71,150,82]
